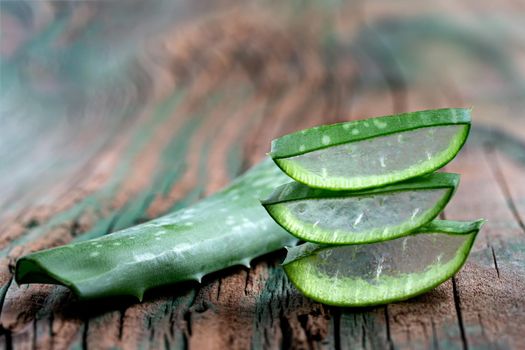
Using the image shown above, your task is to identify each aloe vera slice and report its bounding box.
[15,159,298,300]
[270,108,471,190]
[283,220,484,307]
[262,173,459,245]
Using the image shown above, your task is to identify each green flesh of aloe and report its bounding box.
[15,159,298,300]
[283,220,483,307]
[270,108,471,190]
[262,173,459,245]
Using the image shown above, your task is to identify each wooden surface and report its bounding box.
[1,1,525,349]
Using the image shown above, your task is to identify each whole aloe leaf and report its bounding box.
[15,159,297,300]
[270,108,471,190]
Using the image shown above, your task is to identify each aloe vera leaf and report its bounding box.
[15,158,297,301]
[283,219,484,307]
[270,108,471,190]
[262,172,459,245]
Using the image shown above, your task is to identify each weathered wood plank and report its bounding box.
[444,145,525,350]
[1,1,525,349]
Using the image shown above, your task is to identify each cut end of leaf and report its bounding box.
[283,219,483,307]
[262,173,459,245]
[270,108,471,190]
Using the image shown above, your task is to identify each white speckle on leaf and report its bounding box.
[364,122,370,127]
[181,212,194,219]
[313,220,320,228]
[112,242,121,246]
[321,168,328,177]
[173,243,191,253]
[398,134,404,143]
[376,257,384,279]
[451,110,458,122]
[299,145,306,152]
[352,129,359,135]
[134,252,156,262]
[343,124,351,130]
[411,208,420,220]
[155,237,161,241]
[90,252,100,258]
[354,212,364,226]
[379,156,386,168]
[185,222,193,227]
[322,135,331,145]
[373,119,388,129]
[426,151,432,160]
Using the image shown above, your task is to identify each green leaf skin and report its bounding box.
[15,159,298,301]
[283,220,484,307]
[270,108,471,190]
[262,173,459,245]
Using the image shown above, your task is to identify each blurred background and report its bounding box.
[1,1,525,348]
[1,0,524,220]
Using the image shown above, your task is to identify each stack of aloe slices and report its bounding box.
[262,108,484,307]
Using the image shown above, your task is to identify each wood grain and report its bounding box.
[1,1,524,349]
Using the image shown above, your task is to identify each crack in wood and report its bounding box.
[243,269,252,297]
[361,322,367,350]
[430,317,439,350]
[490,246,501,279]
[182,288,198,345]
[452,277,468,350]
[163,333,171,350]
[384,307,394,350]
[332,308,341,350]
[81,319,89,350]
[2,328,12,350]
[32,318,37,350]
[117,308,126,340]
[216,278,222,302]
[278,311,292,350]
[48,312,55,349]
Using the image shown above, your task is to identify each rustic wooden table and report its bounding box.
[1,1,524,349]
